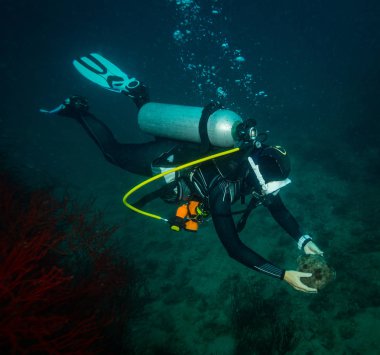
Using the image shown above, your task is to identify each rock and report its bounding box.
[297,254,336,290]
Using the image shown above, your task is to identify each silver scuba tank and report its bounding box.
[137,102,243,148]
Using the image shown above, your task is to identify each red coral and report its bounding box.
[0,171,131,354]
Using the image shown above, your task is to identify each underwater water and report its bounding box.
[1,0,380,353]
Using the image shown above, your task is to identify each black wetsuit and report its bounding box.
[181,154,303,279]
[61,95,305,280]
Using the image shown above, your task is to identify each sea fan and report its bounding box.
[0,170,133,354]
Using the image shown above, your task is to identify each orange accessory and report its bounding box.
[171,201,201,232]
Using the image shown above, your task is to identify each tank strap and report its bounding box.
[199,101,223,153]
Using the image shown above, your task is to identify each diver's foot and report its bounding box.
[125,83,150,109]
[40,96,89,118]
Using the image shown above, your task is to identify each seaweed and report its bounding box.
[230,279,299,355]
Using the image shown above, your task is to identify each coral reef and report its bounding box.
[0,169,139,354]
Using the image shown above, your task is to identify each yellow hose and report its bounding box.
[122,147,240,222]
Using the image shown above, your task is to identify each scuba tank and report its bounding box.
[138,102,243,148]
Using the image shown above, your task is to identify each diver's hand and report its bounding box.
[283,270,318,293]
[304,241,324,256]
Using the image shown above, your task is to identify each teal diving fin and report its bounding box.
[73,53,140,93]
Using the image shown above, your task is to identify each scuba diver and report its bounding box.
[40,53,324,293]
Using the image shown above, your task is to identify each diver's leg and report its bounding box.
[40,96,177,176]
[78,112,204,175]
[78,113,178,176]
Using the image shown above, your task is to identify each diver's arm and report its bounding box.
[209,187,285,279]
[265,193,303,241]
[210,190,318,292]
[267,193,324,255]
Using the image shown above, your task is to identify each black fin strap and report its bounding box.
[236,195,261,233]
[199,101,223,153]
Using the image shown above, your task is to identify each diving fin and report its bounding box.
[40,104,66,114]
[40,96,89,118]
[73,53,140,93]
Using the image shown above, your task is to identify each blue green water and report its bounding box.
[1,0,379,353]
